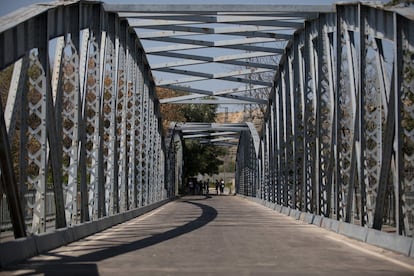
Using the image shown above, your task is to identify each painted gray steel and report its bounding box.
[0,0,413,246]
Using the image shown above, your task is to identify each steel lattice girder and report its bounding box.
[101,3,334,106]
[0,0,168,236]
[244,2,414,237]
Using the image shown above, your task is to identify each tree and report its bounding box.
[181,103,227,178]
[182,103,216,122]
[0,64,13,108]
[183,141,226,177]
[156,87,186,134]
[155,90,228,179]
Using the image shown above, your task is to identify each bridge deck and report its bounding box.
[1,195,414,275]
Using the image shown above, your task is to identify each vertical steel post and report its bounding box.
[0,97,26,238]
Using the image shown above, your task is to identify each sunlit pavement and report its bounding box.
[1,195,414,275]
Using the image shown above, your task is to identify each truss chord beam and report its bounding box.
[144,36,281,53]
[131,19,304,29]
[159,84,269,102]
[119,13,318,22]
[152,58,277,70]
[154,67,272,80]
[135,24,295,34]
[104,4,335,13]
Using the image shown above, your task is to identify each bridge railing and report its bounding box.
[236,122,260,197]
[0,1,172,240]
[165,122,184,197]
[237,3,414,237]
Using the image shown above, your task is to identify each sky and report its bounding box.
[0,0,388,111]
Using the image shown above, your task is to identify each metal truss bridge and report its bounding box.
[0,0,414,270]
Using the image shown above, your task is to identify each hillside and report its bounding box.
[216,109,264,134]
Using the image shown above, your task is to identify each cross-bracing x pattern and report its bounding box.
[106,4,331,145]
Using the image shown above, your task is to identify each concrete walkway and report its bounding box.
[1,195,414,275]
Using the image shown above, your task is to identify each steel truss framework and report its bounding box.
[0,0,413,240]
[104,2,333,106]
[236,3,414,236]
[0,0,172,237]
[176,122,250,147]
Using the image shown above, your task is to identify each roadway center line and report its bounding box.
[325,235,414,272]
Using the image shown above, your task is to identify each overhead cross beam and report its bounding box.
[104,4,335,13]
[175,122,249,146]
[105,3,333,106]
[106,4,334,146]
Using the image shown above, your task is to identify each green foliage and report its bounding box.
[183,141,226,177]
[156,87,187,134]
[182,103,217,123]
[180,103,228,178]
[156,89,227,178]
[0,64,13,107]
